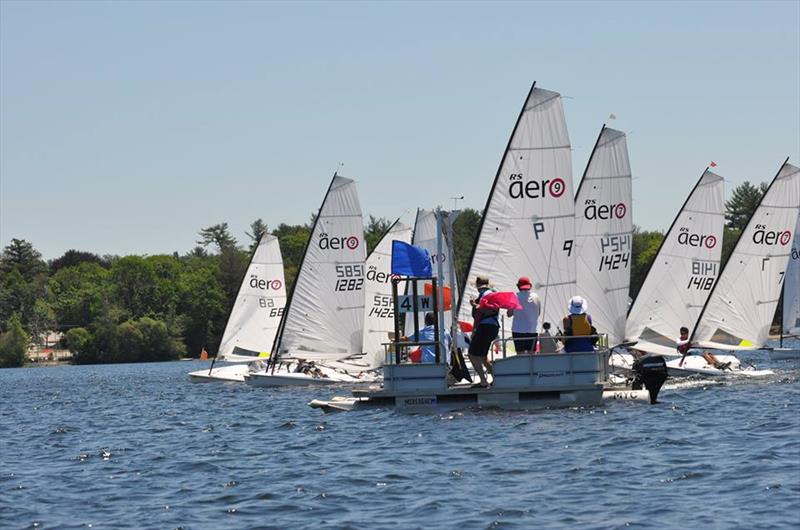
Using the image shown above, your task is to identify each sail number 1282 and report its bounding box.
[335,264,364,291]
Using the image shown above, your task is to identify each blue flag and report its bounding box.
[391,240,432,277]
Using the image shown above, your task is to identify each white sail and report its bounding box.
[276,175,367,361]
[574,126,632,346]
[458,83,575,331]
[625,169,725,356]
[362,220,412,369]
[783,215,800,336]
[408,209,460,332]
[693,161,800,349]
[218,234,287,362]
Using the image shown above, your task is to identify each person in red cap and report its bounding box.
[506,276,541,355]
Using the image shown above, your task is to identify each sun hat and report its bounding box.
[517,277,532,290]
[475,275,490,287]
[568,296,587,315]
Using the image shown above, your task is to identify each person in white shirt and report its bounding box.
[506,276,541,355]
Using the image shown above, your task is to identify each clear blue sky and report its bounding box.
[1,0,798,259]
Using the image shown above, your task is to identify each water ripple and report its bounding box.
[1,348,799,529]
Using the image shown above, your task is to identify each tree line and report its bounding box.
[0,181,767,367]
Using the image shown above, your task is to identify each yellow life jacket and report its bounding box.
[568,314,592,336]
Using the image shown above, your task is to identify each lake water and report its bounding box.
[2,343,799,529]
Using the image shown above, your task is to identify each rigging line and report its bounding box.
[524,92,560,111]
[579,174,631,181]
[509,145,571,151]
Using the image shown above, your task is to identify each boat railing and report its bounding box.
[488,334,611,383]
[381,340,441,365]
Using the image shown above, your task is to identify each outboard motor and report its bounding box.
[631,355,668,404]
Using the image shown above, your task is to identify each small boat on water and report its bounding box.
[770,215,800,360]
[310,336,668,412]
[682,160,799,376]
[624,167,725,361]
[246,175,412,387]
[188,233,287,383]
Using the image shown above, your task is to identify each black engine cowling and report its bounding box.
[631,355,668,404]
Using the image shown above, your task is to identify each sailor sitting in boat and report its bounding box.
[402,312,451,364]
[294,360,327,378]
[538,322,561,354]
[676,326,730,370]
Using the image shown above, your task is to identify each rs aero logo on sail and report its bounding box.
[508,174,566,199]
[318,233,360,250]
[677,227,717,248]
[752,225,792,246]
[249,275,282,291]
[583,199,627,220]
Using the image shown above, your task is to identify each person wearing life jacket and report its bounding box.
[562,296,596,353]
[401,312,452,364]
[468,275,498,388]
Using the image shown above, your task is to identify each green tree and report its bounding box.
[365,215,392,254]
[49,250,109,274]
[110,256,159,319]
[0,313,29,368]
[65,327,93,355]
[28,299,56,344]
[135,316,183,361]
[273,223,311,289]
[177,264,225,356]
[114,321,144,363]
[246,219,269,252]
[725,181,768,232]
[0,268,36,330]
[451,208,482,287]
[198,223,237,252]
[188,246,208,258]
[48,262,110,329]
[1,238,47,280]
[721,227,741,268]
[629,227,664,301]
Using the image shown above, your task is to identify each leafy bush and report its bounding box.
[0,314,29,368]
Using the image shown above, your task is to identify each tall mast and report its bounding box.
[268,173,338,370]
[627,167,712,317]
[574,124,606,199]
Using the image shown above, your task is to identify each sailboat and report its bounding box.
[407,209,459,333]
[354,219,412,370]
[457,82,576,345]
[771,214,800,360]
[671,160,800,376]
[574,125,633,348]
[246,174,371,387]
[188,233,287,382]
[623,168,725,366]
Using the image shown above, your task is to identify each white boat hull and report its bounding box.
[246,371,339,387]
[665,354,772,377]
[769,348,800,361]
[188,363,251,383]
[245,363,377,388]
